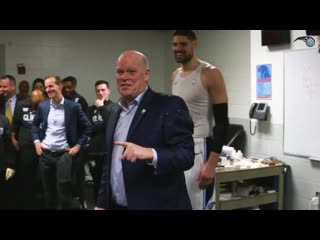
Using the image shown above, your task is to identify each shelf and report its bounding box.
[218,192,278,210]
[215,162,286,210]
[216,164,285,182]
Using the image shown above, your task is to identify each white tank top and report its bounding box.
[172,60,214,138]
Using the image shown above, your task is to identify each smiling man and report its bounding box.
[32,75,91,210]
[96,50,195,210]
[171,30,229,210]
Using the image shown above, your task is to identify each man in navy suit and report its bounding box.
[32,75,91,209]
[0,113,16,209]
[96,51,195,210]
[0,75,21,124]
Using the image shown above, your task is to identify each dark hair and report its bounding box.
[62,76,77,85]
[0,74,16,85]
[173,30,197,40]
[32,78,44,90]
[95,80,109,88]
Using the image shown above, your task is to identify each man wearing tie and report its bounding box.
[0,112,16,209]
[0,75,20,207]
[0,75,19,125]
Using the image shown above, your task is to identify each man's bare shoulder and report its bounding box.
[172,67,182,81]
[173,67,182,75]
[202,63,219,75]
[201,63,224,85]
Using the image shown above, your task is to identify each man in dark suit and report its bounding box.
[0,75,21,124]
[0,74,22,207]
[96,51,195,210]
[32,75,91,210]
[0,113,16,209]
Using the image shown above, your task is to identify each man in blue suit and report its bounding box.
[96,51,195,210]
[32,75,91,209]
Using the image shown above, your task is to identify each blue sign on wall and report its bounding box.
[256,64,272,100]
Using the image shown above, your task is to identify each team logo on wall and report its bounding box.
[294,36,315,47]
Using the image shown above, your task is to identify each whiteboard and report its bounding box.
[284,48,320,159]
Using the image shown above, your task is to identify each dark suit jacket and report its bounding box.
[0,94,21,116]
[97,88,195,210]
[31,98,91,148]
[0,94,4,114]
[0,114,16,171]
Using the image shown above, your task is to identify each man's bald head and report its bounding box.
[118,51,149,70]
[115,50,151,105]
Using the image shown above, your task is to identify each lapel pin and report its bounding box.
[141,109,146,114]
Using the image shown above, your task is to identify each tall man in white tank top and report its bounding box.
[171,30,229,210]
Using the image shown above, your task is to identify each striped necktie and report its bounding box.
[6,99,13,124]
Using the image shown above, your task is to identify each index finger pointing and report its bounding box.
[114,141,129,148]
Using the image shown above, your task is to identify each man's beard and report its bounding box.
[175,52,193,64]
